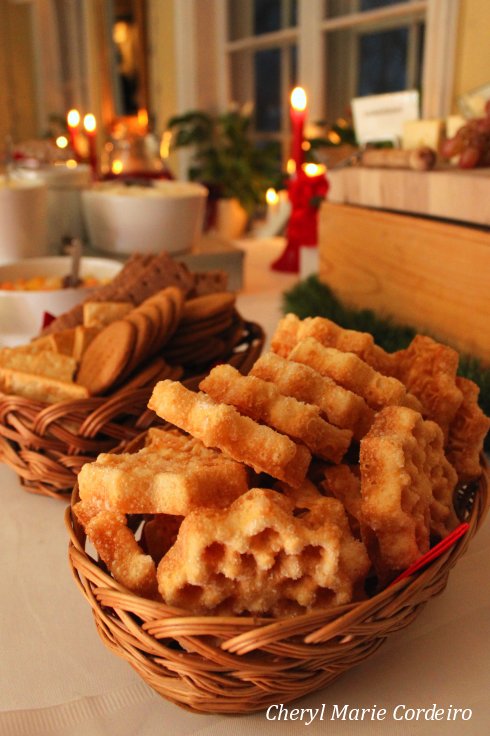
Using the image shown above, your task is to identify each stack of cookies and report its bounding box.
[0,251,245,403]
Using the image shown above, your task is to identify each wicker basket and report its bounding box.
[66,457,489,714]
[0,320,264,499]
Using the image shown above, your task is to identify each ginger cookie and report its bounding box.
[180,292,235,325]
[77,320,136,395]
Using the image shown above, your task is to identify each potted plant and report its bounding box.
[167,107,282,238]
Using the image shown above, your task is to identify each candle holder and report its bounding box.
[271,164,329,273]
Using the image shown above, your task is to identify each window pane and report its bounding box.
[230,44,297,137]
[228,0,297,40]
[325,0,411,18]
[255,48,282,131]
[358,27,408,96]
[324,23,423,123]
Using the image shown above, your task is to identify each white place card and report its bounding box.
[352,90,420,145]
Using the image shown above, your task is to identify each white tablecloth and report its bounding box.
[1,238,489,735]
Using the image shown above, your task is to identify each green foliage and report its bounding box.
[283,276,490,445]
[167,109,283,215]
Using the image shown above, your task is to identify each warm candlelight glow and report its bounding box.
[266,188,279,206]
[67,109,80,128]
[83,113,97,133]
[327,130,341,144]
[286,158,296,176]
[160,130,172,160]
[303,162,327,177]
[138,108,149,131]
[291,87,307,111]
[66,159,78,168]
[111,159,124,175]
[56,136,69,149]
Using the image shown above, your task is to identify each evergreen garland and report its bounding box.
[283,276,490,446]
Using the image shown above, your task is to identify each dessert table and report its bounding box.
[1,238,489,735]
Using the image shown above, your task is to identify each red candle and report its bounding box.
[290,87,307,172]
[66,109,80,158]
[83,113,98,178]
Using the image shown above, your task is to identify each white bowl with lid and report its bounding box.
[82,180,208,255]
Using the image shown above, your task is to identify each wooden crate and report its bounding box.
[318,202,490,363]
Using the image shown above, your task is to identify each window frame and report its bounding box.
[210,0,459,127]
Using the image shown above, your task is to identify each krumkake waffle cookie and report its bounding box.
[250,352,375,440]
[446,377,490,483]
[157,488,370,616]
[78,426,249,516]
[288,338,421,412]
[73,500,158,598]
[359,405,458,574]
[148,380,311,486]
[391,335,463,441]
[200,364,352,464]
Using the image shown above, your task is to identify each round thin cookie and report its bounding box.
[121,310,154,379]
[180,292,236,325]
[77,320,137,395]
[136,302,164,355]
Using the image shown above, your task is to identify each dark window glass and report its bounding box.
[357,27,408,96]
[254,48,281,131]
[228,0,298,40]
[254,0,281,34]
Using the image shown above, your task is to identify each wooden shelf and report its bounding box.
[328,166,490,227]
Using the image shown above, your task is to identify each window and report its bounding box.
[214,0,459,159]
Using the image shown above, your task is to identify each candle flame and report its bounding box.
[83,113,97,133]
[56,135,69,149]
[303,162,326,177]
[67,109,80,127]
[66,159,78,169]
[291,87,307,112]
[327,130,341,144]
[111,159,124,175]
[138,108,149,131]
[266,188,279,205]
[286,158,296,175]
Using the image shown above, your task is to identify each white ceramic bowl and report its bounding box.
[0,256,122,343]
[82,180,208,255]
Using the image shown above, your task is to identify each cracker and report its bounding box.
[0,367,89,403]
[0,347,76,382]
[76,319,136,395]
[200,364,352,464]
[83,301,133,328]
[148,380,311,486]
[72,325,101,362]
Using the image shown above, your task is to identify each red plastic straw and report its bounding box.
[390,522,469,586]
